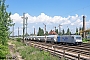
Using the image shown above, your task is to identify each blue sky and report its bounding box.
[6,0,90,36]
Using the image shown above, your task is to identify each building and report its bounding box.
[49,30,57,35]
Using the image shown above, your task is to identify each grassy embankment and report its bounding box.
[11,38,60,60]
[0,44,9,59]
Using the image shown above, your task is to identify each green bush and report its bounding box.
[82,38,88,43]
[12,40,59,60]
[0,44,9,59]
[12,40,25,48]
[16,38,21,42]
[17,46,59,60]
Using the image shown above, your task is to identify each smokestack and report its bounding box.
[83,16,85,38]
[34,28,35,35]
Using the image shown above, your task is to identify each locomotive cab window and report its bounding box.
[76,37,81,39]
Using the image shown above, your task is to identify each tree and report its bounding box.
[0,0,12,45]
[55,29,58,34]
[37,27,44,36]
[79,27,82,31]
[79,27,82,35]
[45,31,48,35]
[0,0,13,58]
[66,28,70,35]
[75,27,78,35]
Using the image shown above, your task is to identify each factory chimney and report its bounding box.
[83,16,85,38]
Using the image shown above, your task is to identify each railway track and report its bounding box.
[27,41,90,60]
[54,44,90,57]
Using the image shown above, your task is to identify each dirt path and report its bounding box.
[8,40,24,60]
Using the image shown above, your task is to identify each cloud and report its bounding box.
[10,13,22,23]
[10,13,90,35]
[10,13,84,25]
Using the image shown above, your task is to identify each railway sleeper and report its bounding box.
[46,48,77,60]
[66,47,89,52]
[38,46,78,60]
[41,46,89,60]
[66,51,90,57]
[29,42,90,60]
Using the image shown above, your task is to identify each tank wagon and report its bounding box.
[25,35,82,45]
[27,35,57,42]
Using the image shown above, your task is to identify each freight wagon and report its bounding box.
[25,35,82,45]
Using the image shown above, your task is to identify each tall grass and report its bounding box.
[82,38,88,43]
[12,40,60,60]
[18,46,59,60]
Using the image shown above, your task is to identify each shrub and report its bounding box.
[82,38,88,43]
[16,38,21,42]
[13,40,59,60]
[0,44,9,59]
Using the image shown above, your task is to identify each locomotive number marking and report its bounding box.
[62,37,68,40]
